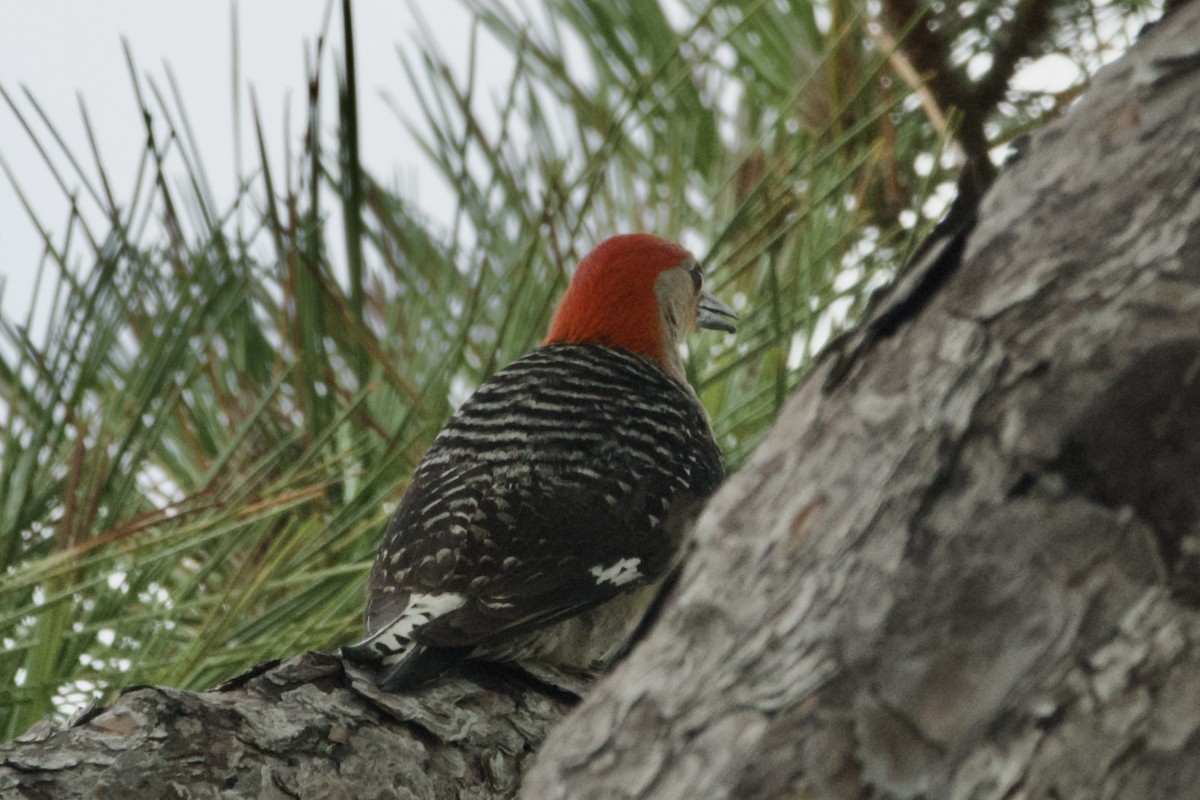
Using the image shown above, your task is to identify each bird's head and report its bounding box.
[543,234,737,383]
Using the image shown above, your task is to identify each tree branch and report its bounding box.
[880,0,973,110]
[973,0,1058,110]
[0,653,572,797]
[882,0,1064,184]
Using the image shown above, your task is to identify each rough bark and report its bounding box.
[525,5,1200,799]
[0,655,571,799]
[4,6,1200,800]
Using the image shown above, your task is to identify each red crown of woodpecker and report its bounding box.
[543,234,694,365]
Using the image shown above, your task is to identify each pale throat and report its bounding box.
[653,268,698,388]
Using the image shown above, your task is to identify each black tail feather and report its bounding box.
[375,645,469,691]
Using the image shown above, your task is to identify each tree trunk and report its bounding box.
[5,6,1200,799]
[525,5,1200,798]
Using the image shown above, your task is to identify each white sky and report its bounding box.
[0,1,502,323]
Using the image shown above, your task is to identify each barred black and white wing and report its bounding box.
[346,342,723,681]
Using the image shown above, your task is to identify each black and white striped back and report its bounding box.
[359,341,724,669]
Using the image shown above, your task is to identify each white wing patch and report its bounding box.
[357,592,467,666]
[589,558,642,587]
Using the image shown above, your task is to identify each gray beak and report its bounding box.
[697,290,737,333]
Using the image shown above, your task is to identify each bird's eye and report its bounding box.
[688,264,702,294]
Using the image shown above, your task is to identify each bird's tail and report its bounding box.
[376,645,467,690]
[339,623,407,664]
[340,630,467,691]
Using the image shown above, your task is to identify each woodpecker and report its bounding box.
[344,233,737,690]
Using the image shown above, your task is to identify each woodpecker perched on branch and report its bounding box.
[343,234,737,690]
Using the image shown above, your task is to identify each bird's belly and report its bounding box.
[470,581,663,669]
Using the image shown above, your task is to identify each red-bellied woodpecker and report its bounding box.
[344,233,737,690]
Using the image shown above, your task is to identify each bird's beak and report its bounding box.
[696,290,737,333]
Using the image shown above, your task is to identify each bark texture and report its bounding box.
[4,6,1200,800]
[0,655,570,799]
[525,6,1200,798]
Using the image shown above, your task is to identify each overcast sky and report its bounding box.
[0,1,508,323]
